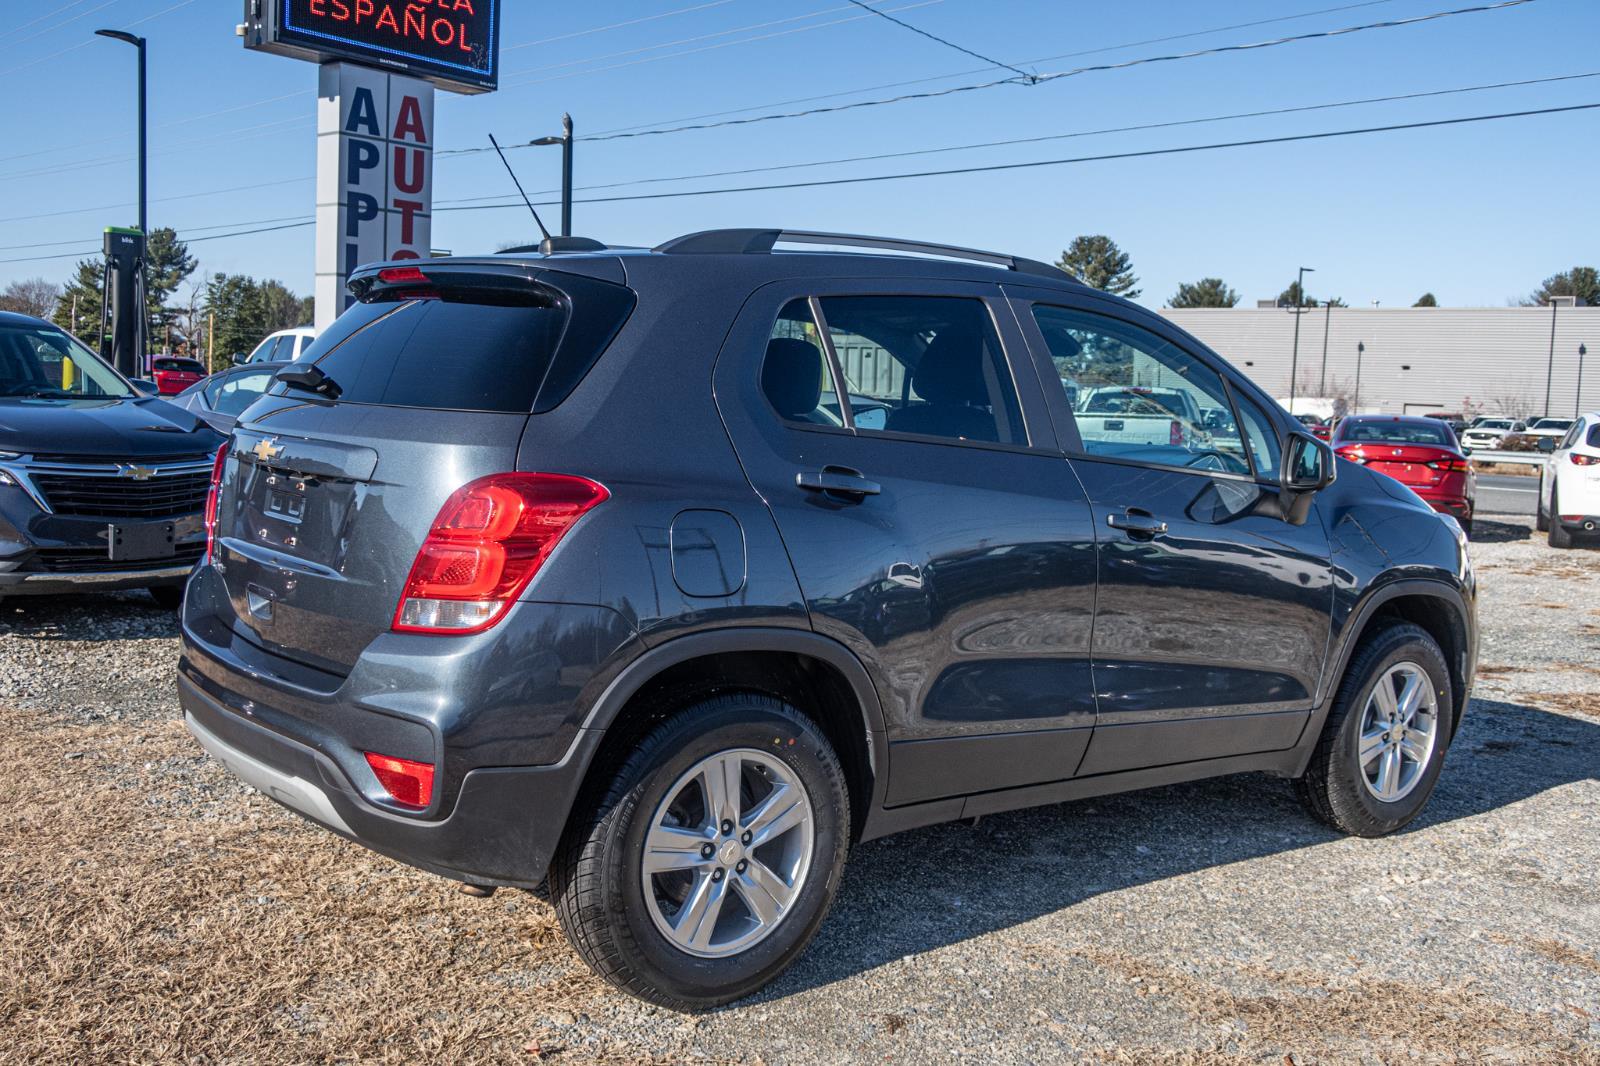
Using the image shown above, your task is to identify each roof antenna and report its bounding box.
[489,133,552,244]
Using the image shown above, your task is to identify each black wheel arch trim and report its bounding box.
[1294,576,1475,775]
[570,626,892,823]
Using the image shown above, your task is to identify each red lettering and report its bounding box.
[403,3,426,38]
[391,249,421,260]
[309,0,327,15]
[455,0,475,13]
[330,0,350,18]
[429,18,454,46]
[376,6,399,32]
[355,0,374,23]
[458,23,473,52]
[395,199,424,245]
[393,147,425,194]
[393,96,428,145]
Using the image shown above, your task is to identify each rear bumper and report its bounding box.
[1555,514,1600,533]
[179,670,597,888]
[1423,496,1473,521]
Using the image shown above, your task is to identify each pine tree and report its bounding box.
[1413,292,1438,307]
[1168,277,1239,308]
[52,259,108,349]
[1056,235,1140,298]
[1528,267,1599,306]
[145,227,198,348]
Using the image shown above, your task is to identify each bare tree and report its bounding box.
[0,277,61,319]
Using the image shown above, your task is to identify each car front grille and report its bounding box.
[31,471,211,518]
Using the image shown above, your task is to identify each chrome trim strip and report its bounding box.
[0,564,195,586]
[0,456,214,516]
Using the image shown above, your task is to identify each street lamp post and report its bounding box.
[1354,341,1365,412]
[1288,265,1314,411]
[530,113,575,237]
[1579,343,1589,418]
[95,30,147,240]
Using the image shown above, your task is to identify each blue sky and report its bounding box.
[2,0,1596,309]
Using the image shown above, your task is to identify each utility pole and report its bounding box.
[1319,300,1333,396]
[1288,265,1314,410]
[96,28,149,367]
[208,312,215,372]
[1579,343,1589,418]
[1354,341,1365,412]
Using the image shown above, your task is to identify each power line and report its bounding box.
[574,0,1539,142]
[0,0,100,42]
[0,176,313,226]
[442,71,1600,204]
[498,0,945,87]
[840,0,1034,81]
[3,102,1590,268]
[430,102,1599,209]
[6,0,122,48]
[501,0,744,52]
[0,0,196,80]
[581,0,1405,139]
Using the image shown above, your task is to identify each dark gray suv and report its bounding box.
[179,230,1477,1009]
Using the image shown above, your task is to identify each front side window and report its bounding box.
[1033,305,1274,478]
[0,325,132,400]
[816,295,1023,445]
[212,370,277,417]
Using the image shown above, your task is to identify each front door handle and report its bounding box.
[1107,510,1168,538]
[796,466,881,500]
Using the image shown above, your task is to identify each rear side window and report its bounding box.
[286,271,634,413]
[1588,422,1600,448]
[816,295,1023,445]
[762,299,844,426]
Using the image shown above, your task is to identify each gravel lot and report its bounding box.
[2,513,1597,1064]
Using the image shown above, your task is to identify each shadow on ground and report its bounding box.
[753,694,1598,1001]
[1470,516,1533,544]
[0,591,178,642]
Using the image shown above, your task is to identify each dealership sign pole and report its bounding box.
[241,0,500,330]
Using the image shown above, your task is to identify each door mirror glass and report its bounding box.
[1537,437,1557,453]
[1283,431,1335,492]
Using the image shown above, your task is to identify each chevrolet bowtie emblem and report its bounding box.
[252,438,283,462]
[119,464,155,481]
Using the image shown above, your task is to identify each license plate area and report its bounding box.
[266,485,307,523]
[108,522,176,562]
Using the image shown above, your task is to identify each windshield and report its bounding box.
[1531,419,1572,431]
[1082,389,1186,418]
[0,324,132,400]
[1339,420,1453,446]
[1474,420,1513,430]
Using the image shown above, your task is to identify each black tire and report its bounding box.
[147,585,184,610]
[1459,516,1472,539]
[1295,622,1453,837]
[1548,487,1573,548]
[550,694,850,1011]
[1535,480,1549,532]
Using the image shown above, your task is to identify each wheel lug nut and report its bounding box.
[700,843,715,859]
[721,820,733,835]
[736,860,748,873]
[711,868,725,882]
[741,830,752,845]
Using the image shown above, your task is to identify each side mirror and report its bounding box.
[1537,437,1557,453]
[1461,447,1473,457]
[1282,431,1336,493]
[127,377,159,396]
[231,352,248,366]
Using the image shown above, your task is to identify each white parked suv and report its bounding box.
[1537,412,1600,548]
[240,327,317,364]
[1460,417,1525,450]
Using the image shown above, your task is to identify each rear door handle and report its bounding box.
[1107,510,1168,538]
[796,466,881,500]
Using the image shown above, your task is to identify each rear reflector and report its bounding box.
[393,472,608,635]
[1169,420,1183,446]
[363,752,435,809]
[204,441,230,561]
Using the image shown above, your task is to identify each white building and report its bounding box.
[1160,304,1598,419]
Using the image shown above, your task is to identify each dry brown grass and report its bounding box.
[1075,948,1600,1064]
[0,704,679,1065]
[1517,692,1600,719]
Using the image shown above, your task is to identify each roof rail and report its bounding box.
[653,228,1076,283]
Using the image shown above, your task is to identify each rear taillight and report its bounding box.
[1426,457,1470,472]
[1572,453,1600,466]
[204,442,230,561]
[1338,446,1365,464]
[1169,420,1183,446]
[393,472,608,635]
[363,751,434,809]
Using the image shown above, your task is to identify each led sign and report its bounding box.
[243,0,499,94]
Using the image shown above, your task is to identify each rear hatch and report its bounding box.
[208,261,634,675]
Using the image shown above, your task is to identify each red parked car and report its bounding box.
[1333,414,1477,535]
[151,356,206,395]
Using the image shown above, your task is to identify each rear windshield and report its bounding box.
[284,270,635,413]
[154,358,202,372]
[1589,422,1600,448]
[1340,420,1452,446]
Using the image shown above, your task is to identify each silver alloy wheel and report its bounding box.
[640,748,816,959]
[1356,661,1440,803]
